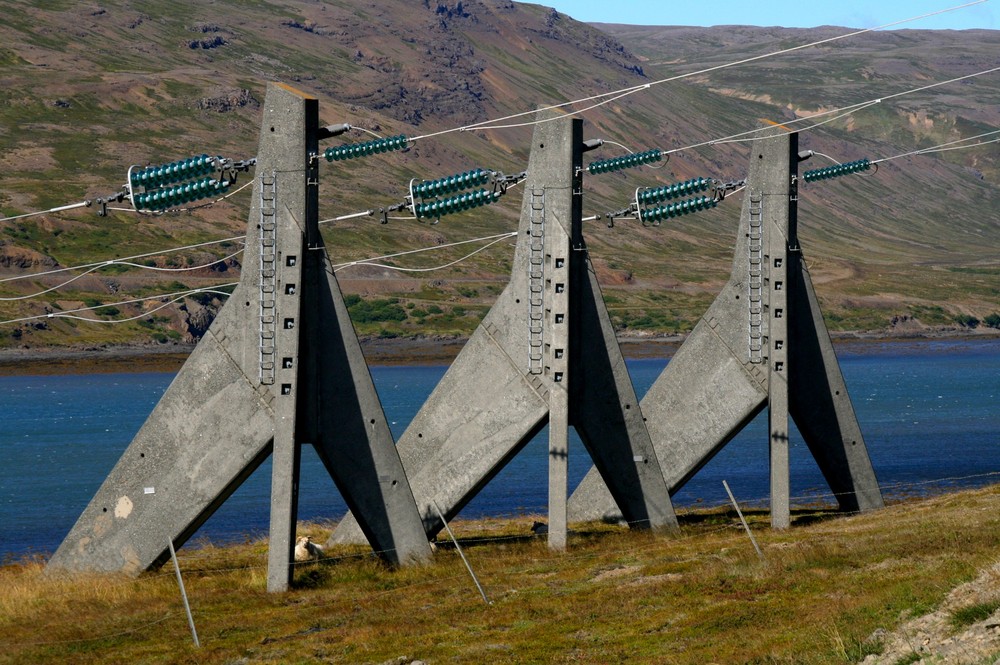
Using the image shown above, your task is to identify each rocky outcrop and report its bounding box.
[0,241,58,270]
[196,89,259,113]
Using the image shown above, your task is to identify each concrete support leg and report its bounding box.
[765,134,794,530]
[568,130,884,528]
[267,416,302,592]
[546,197,571,551]
[331,114,676,546]
[45,323,277,574]
[571,251,679,530]
[302,249,432,565]
[49,83,430,583]
[789,263,884,512]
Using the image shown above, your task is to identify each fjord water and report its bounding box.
[1,339,998,560]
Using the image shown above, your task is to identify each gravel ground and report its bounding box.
[860,562,1000,665]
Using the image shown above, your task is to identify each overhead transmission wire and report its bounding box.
[0,231,518,325]
[1,4,991,229]
[7,61,991,239]
[0,2,990,229]
[0,201,437,288]
[0,3,991,312]
[0,248,245,302]
[408,0,988,142]
[793,126,1000,183]
[0,201,94,224]
[8,91,991,303]
[0,167,255,225]
[663,64,1000,155]
[0,283,238,327]
[9,63,994,231]
[0,235,248,285]
[872,127,1000,164]
[596,65,1000,216]
[330,231,517,273]
[3,79,995,313]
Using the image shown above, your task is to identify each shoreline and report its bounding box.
[0,329,997,376]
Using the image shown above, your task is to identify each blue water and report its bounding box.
[1,339,998,560]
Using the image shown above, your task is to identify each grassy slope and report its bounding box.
[0,2,998,349]
[2,485,999,663]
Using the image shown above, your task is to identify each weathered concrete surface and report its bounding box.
[568,131,884,523]
[48,83,429,583]
[765,131,793,529]
[331,115,676,547]
[45,313,276,574]
[299,246,433,566]
[262,83,313,593]
[788,259,885,512]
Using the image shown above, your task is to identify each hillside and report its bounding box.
[0,1,998,349]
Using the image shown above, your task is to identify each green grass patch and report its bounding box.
[949,600,1000,631]
[892,654,922,665]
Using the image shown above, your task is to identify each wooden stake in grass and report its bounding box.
[434,502,491,605]
[168,538,200,648]
[723,480,765,562]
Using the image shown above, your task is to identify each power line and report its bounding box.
[0,2,992,312]
[663,65,1000,156]
[0,232,521,320]
[795,127,1000,183]
[5,37,994,238]
[0,236,247,285]
[0,201,93,224]
[409,1,987,142]
[0,249,244,302]
[0,284,237,327]
[331,232,517,274]
[873,128,1000,165]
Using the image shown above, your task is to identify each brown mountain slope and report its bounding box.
[0,1,997,348]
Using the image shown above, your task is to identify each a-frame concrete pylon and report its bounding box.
[47,83,431,591]
[331,114,677,550]
[568,130,884,528]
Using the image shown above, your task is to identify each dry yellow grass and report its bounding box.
[2,487,999,664]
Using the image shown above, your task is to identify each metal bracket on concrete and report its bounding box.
[330,114,678,552]
[568,130,885,528]
[47,83,431,591]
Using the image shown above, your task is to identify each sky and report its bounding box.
[540,0,997,30]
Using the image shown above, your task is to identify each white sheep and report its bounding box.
[294,535,325,562]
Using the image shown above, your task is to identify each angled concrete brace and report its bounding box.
[330,114,677,550]
[568,130,884,527]
[47,83,430,591]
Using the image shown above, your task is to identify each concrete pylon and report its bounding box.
[47,83,430,591]
[568,130,884,528]
[330,114,677,551]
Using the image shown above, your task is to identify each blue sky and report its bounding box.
[539,0,997,30]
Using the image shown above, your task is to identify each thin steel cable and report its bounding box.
[662,65,999,157]
[0,201,91,224]
[14,612,175,646]
[873,128,1000,164]
[333,233,516,273]
[0,250,244,301]
[0,236,247,285]
[410,1,987,141]
[328,231,517,271]
[0,284,237,326]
